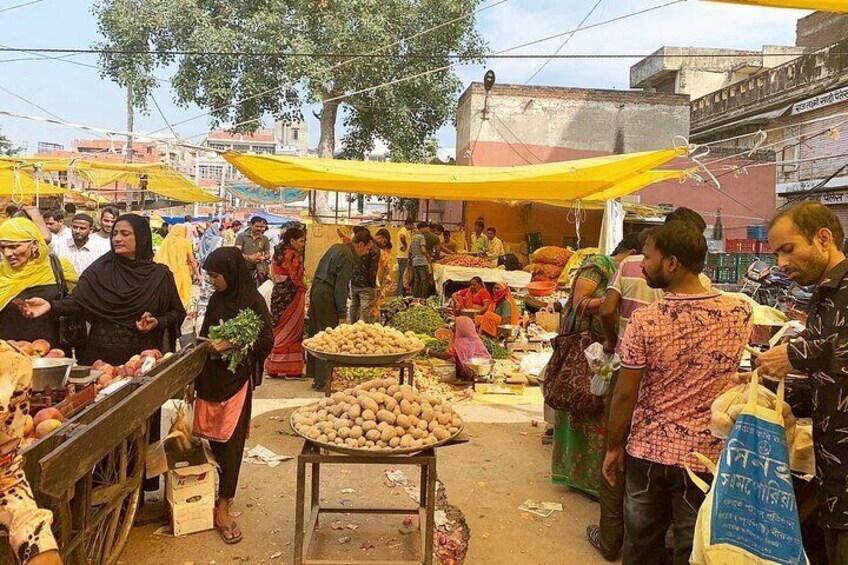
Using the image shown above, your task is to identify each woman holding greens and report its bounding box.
[194,247,273,545]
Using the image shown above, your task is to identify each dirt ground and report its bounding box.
[120,380,610,565]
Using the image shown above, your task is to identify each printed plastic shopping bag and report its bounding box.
[688,371,808,565]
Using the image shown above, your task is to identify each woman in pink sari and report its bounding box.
[265,228,307,378]
[427,316,491,381]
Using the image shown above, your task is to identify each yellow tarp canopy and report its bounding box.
[223,148,687,202]
[0,162,68,196]
[705,0,846,11]
[73,161,223,204]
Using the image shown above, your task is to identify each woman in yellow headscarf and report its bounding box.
[0,217,77,348]
[154,224,198,309]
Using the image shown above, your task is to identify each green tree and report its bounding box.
[0,127,20,156]
[93,0,486,214]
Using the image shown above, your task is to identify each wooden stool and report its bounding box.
[319,358,416,397]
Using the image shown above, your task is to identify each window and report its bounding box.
[208,143,229,151]
[199,165,223,180]
[780,144,799,182]
[292,128,299,141]
[250,145,274,154]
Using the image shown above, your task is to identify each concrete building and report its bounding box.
[677,13,848,223]
[197,120,310,211]
[452,82,752,247]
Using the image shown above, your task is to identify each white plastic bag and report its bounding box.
[584,342,619,397]
[519,351,553,377]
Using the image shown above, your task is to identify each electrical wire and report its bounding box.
[524,0,604,85]
[0,0,42,15]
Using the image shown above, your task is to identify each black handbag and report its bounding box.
[48,254,88,348]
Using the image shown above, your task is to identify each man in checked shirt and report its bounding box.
[757,201,848,564]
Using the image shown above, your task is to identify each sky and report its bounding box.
[0,0,810,155]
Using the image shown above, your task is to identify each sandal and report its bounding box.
[215,519,243,544]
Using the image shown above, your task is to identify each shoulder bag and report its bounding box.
[541,296,604,420]
[48,254,88,348]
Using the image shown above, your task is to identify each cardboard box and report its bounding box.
[171,497,214,537]
[147,438,217,537]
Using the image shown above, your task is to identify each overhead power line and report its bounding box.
[1,49,823,60]
[0,0,42,15]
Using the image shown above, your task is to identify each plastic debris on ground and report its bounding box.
[517,499,563,518]
[242,445,292,468]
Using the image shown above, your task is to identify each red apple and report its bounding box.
[92,360,105,370]
[96,375,112,388]
[31,339,50,357]
[32,408,64,429]
[46,349,65,358]
[19,344,35,357]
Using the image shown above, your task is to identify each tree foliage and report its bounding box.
[0,127,19,156]
[93,0,487,162]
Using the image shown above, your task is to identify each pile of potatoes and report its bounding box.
[304,321,424,356]
[292,377,463,452]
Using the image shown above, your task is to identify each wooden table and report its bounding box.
[323,359,415,397]
[293,442,437,565]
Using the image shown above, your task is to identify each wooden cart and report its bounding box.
[1,345,208,565]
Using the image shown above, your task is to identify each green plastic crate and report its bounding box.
[706,253,721,267]
[717,254,737,268]
[736,254,759,270]
[717,267,738,284]
[758,254,777,267]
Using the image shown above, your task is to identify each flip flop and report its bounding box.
[215,520,243,544]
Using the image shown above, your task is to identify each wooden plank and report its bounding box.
[318,507,417,515]
[36,347,207,498]
[305,560,421,565]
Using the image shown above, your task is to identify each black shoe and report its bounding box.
[586,525,619,561]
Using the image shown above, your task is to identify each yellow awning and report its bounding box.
[0,163,68,196]
[705,0,846,11]
[223,148,687,202]
[74,161,223,204]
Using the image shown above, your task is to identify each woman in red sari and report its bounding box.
[265,227,307,378]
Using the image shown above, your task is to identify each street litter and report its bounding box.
[242,445,292,468]
[385,469,408,486]
[517,500,563,518]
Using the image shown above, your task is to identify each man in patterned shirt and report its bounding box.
[756,202,848,564]
[603,221,753,565]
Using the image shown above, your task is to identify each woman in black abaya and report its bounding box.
[22,213,186,365]
[194,247,272,545]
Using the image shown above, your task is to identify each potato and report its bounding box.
[362,409,376,422]
[376,410,397,425]
[417,420,429,431]
[437,412,452,426]
[317,434,328,443]
[451,416,462,428]
[365,429,382,442]
[421,407,435,423]
[335,437,344,444]
[387,384,400,395]
[358,396,379,414]
[357,437,367,447]
[411,428,426,440]
[345,438,357,447]
[355,417,364,427]
[348,404,362,419]
[393,391,404,402]
[338,427,351,439]
[307,428,321,440]
[349,426,363,439]
[389,437,401,448]
[428,420,440,432]
[395,425,406,437]
[400,434,414,448]
[365,440,375,447]
[362,420,377,432]
[449,426,459,434]
[384,397,398,412]
[381,428,396,442]
[327,431,337,442]
[396,414,411,429]
[400,400,415,416]
[411,439,423,448]
[409,415,420,428]
[433,427,451,441]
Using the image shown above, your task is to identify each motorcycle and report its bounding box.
[740,260,812,311]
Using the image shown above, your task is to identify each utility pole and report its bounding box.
[126,85,135,210]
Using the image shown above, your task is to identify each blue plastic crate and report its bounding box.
[747,225,768,240]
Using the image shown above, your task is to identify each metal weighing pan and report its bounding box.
[290,402,464,457]
[304,344,424,367]
[31,358,74,391]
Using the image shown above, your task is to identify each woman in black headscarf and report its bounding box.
[194,247,272,545]
[21,214,186,366]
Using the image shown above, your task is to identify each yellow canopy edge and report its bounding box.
[223,148,687,202]
[705,0,847,11]
[74,161,224,204]
[0,163,68,196]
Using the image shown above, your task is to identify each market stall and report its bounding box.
[0,344,208,565]
[431,264,531,296]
